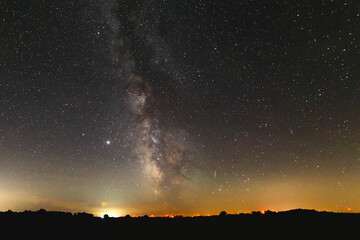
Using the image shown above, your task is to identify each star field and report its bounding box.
[0,0,359,216]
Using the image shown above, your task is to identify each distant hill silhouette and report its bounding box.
[0,209,359,239]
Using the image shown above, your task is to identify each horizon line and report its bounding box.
[1,208,358,218]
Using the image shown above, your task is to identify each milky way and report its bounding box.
[106,0,200,208]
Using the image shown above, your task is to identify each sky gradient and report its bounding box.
[1,0,360,217]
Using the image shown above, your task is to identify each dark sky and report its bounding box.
[1,0,359,216]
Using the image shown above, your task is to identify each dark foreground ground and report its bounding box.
[0,209,359,240]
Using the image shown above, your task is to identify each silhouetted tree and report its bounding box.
[219,211,227,217]
[265,210,274,215]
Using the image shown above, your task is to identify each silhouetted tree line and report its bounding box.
[0,209,359,240]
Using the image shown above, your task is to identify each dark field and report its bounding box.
[0,209,358,240]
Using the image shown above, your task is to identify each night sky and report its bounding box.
[1,0,359,217]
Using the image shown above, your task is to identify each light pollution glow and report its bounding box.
[1,170,359,216]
